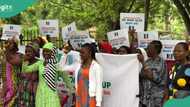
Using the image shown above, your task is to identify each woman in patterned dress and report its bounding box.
[14,42,39,107]
[168,42,190,99]
[5,41,39,107]
[140,40,168,107]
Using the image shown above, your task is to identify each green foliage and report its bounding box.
[0,0,186,40]
[148,0,186,39]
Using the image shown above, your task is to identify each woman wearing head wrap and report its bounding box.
[35,42,61,107]
[136,48,148,69]
[136,48,148,107]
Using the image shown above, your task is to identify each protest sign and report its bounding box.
[39,20,59,37]
[107,29,129,48]
[120,13,145,32]
[62,22,77,42]
[137,31,159,48]
[69,31,91,50]
[1,24,21,40]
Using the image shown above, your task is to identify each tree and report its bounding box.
[0,0,186,39]
[172,0,190,35]
[144,0,150,31]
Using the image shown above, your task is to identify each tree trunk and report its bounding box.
[181,0,190,15]
[144,0,150,31]
[173,0,190,35]
[165,14,170,31]
[164,4,171,31]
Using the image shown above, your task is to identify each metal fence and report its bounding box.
[0,28,64,49]
[21,28,64,48]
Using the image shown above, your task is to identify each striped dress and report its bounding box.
[35,61,61,107]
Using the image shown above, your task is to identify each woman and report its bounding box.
[136,48,148,68]
[136,48,148,107]
[75,43,103,107]
[14,42,40,107]
[4,39,23,106]
[35,42,61,107]
[140,40,168,107]
[117,46,131,55]
[4,62,16,107]
[168,42,190,99]
[5,41,40,107]
[112,47,118,54]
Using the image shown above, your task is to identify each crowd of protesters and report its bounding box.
[1,29,190,107]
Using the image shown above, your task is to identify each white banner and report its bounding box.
[39,20,59,37]
[69,31,91,50]
[138,31,159,48]
[161,40,185,60]
[120,13,145,32]
[62,22,77,42]
[107,29,129,48]
[96,53,139,107]
[1,24,21,40]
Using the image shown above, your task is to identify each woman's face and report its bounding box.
[136,49,144,63]
[25,46,36,61]
[112,48,118,54]
[80,47,90,63]
[43,48,52,60]
[147,43,156,57]
[136,49,142,55]
[173,44,188,61]
[118,47,128,55]
[7,53,21,66]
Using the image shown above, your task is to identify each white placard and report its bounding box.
[1,24,21,40]
[138,31,159,48]
[62,22,77,42]
[107,29,129,49]
[69,31,91,50]
[39,20,59,37]
[161,40,185,60]
[120,13,145,32]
